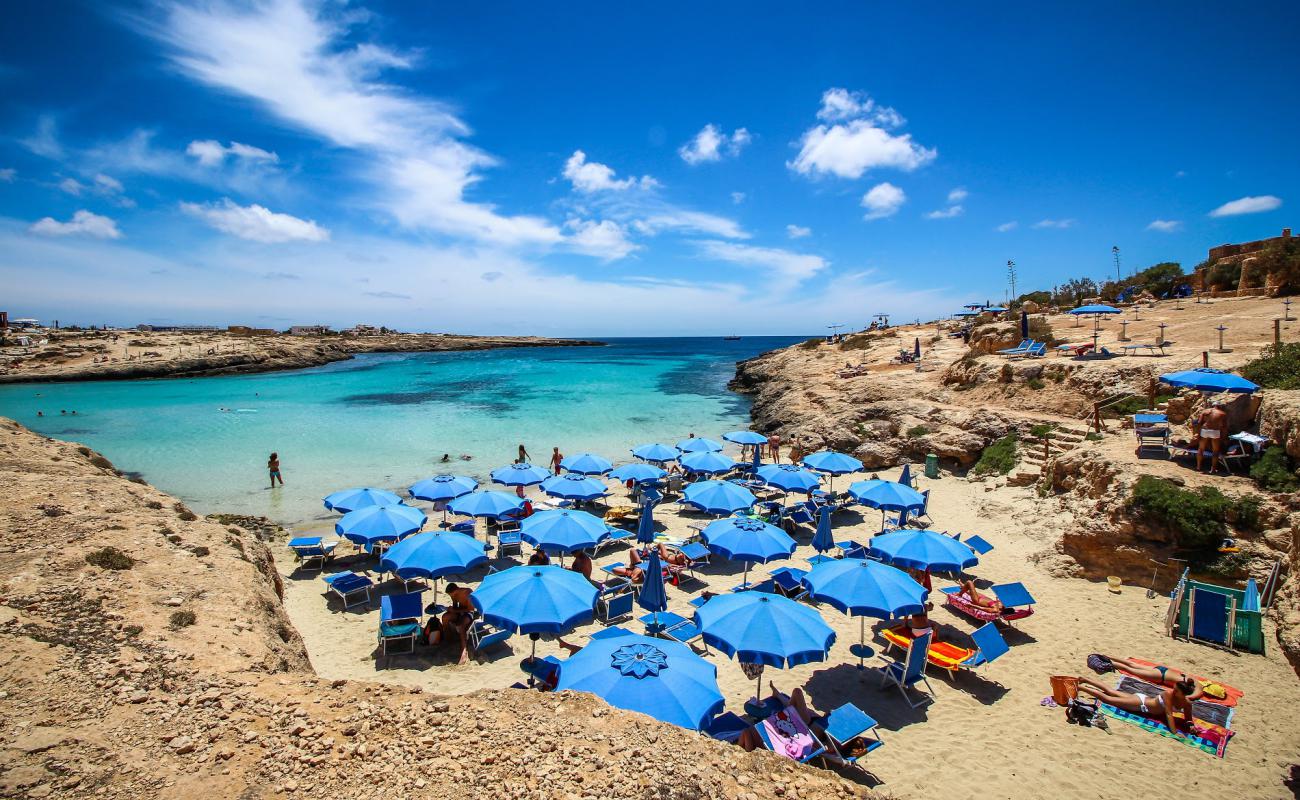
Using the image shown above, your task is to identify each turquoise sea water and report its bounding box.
[0,337,803,525]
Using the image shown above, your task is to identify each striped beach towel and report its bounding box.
[1097,704,1233,758]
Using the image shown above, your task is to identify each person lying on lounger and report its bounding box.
[959,579,1005,614]
[1076,675,1195,734]
[609,562,644,583]
[1095,656,1210,701]
[736,682,829,753]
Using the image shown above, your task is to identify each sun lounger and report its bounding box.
[596,581,635,623]
[940,582,1035,623]
[1057,342,1095,357]
[288,536,337,571]
[705,711,751,743]
[959,533,994,555]
[755,705,830,765]
[448,519,475,535]
[378,591,423,657]
[469,620,512,653]
[592,527,634,555]
[768,567,809,600]
[523,655,562,688]
[322,571,374,610]
[1121,343,1168,356]
[879,628,935,706]
[589,625,635,641]
[997,339,1032,355]
[881,623,1009,677]
[821,702,884,770]
[667,542,711,585]
[639,611,707,650]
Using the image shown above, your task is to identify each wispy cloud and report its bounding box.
[20,115,63,159]
[786,224,811,239]
[862,182,905,220]
[186,139,278,167]
[995,221,1018,233]
[562,150,657,193]
[1146,219,1181,232]
[28,209,122,239]
[730,192,746,204]
[1208,195,1282,217]
[789,89,936,179]
[0,168,15,183]
[678,124,751,165]
[1032,218,1075,229]
[693,240,827,285]
[364,290,412,300]
[180,198,329,243]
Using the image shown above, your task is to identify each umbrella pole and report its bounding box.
[743,561,751,590]
[755,664,764,708]
[857,616,866,671]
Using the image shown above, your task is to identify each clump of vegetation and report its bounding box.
[972,434,1018,476]
[1249,445,1298,492]
[906,425,931,438]
[1026,378,1046,390]
[1026,316,1060,346]
[86,546,136,571]
[1231,495,1262,532]
[174,502,198,522]
[1029,423,1056,439]
[840,335,872,351]
[1085,432,1103,442]
[1128,476,1229,554]
[146,500,163,510]
[1107,393,1175,417]
[169,610,197,629]
[89,455,114,470]
[76,446,91,456]
[1199,551,1251,579]
[798,338,822,350]
[1241,342,1300,390]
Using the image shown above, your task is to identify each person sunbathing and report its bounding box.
[736,682,831,756]
[609,563,644,583]
[1095,656,1209,701]
[959,579,1005,614]
[1076,675,1195,734]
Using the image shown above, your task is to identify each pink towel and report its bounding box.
[761,706,817,760]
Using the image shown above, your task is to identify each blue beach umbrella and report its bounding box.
[756,463,821,493]
[751,444,762,472]
[560,452,614,475]
[379,531,488,594]
[520,510,610,555]
[632,443,679,463]
[681,480,757,515]
[636,501,657,545]
[1159,368,1259,394]
[802,450,864,478]
[448,490,525,520]
[724,431,769,446]
[811,506,835,555]
[555,635,724,731]
[473,564,598,667]
[802,557,927,668]
[1069,304,1121,316]
[869,528,978,572]
[849,479,926,527]
[335,503,426,548]
[702,516,795,587]
[408,475,478,502]
[491,462,551,487]
[676,437,724,453]
[680,451,738,475]
[638,549,668,629]
[322,487,402,514]
[898,463,912,488]
[608,462,667,484]
[541,473,608,501]
[985,306,1008,313]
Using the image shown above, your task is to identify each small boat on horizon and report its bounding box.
[722,335,741,341]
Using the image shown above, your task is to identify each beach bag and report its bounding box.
[1087,654,1114,674]
[1066,699,1099,727]
[1049,675,1079,706]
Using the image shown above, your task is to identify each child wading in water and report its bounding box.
[268,453,284,488]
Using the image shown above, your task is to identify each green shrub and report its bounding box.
[1241,342,1300,390]
[972,434,1018,476]
[1199,551,1251,580]
[1026,316,1060,347]
[1232,495,1262,531]
[1249,445,1298,492]
[1085,432,1103,442]
[1128,476,1229,554]
[1026,378,1045,390]
[840,335,872,351]
[1030,423,1056,439]
[1107,393,1175,417]
[86,547,135,570]
[798,338,822,350]
[169,610,197,629]
[906,425,930,438]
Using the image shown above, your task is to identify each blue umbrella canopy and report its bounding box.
[848,479,926,511]
[984,306,1008,313]
[1069,304,1121,315]
[802,450,864,476]
[811,506,835,554]
[447,490,525,519]
[954,310,978,317]
[694,592,835,668]
[608,462,667,484]
[756,463,821,493]
[676,437,724,453]
[637,549,668,619]
[1159,368,1259,394]
[379,531,487,579]
[322,487,402,514]
[491,462,552,486]
[724,431,769,445]
[680,451,738,475]
[560,452,614,475]
[540,473,608,501]
[520,509,610,554]
[408,475,478,502]
[555,635,724,731]
[681,480,756,515]
[471,565,597,634]
[335,503,426,546]
[636,501,657,545]
[869,529,978,572]
[702,517,795,563]
[802,558,926,618]
[632,443,680,463]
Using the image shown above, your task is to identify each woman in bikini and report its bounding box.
[1097,656,1207,701]
[1076,675,1196,734]
[959,579,1004,614]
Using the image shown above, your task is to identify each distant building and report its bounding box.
[1197,227,1293,296]
[136,324,222,333]
[228,325,278,337]
[289,325,332,336]
[345,324,382,337]
[10,317,40,329]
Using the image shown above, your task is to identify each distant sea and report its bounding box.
[0,337,805,526]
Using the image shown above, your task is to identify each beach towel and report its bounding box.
[1115,676,1235,730]
[1097,703,1233,758]
[760,706,819,761]
[1119,657,1242,707]
[944,590,1035,622]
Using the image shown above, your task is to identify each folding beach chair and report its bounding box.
[997,339,1032,356]
[322,571,374,610]
[378,591,423,657]
[596,581,635,623]
[879,628,935,707]
[822,703,884,771]
[912,490,933,527]
[705,711,751,744]
[288,536,337,571]
[593,527,634,555]
[469,619,512,653]
[639,612,707,651]
[496,529,523,558]
[768,567,809,601]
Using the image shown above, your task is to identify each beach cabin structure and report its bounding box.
[1166,569,1265,654]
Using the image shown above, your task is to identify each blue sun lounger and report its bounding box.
[997,339,1032,355]
[879,628,934,707]
[594,527,635,555]
[378,591,423,657]
[753,711,830,766]
[589,625,635,641]
[596,581,635,623]
[469,620,512,653]
[768,566,809,600]
[639,611,706,650]
[289,536,337,571]
[322,571,374,609]
[822,702,884,770]
[705,711,751,743]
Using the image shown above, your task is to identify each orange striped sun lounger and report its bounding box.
[1121,657,1243,707]
[881,627,977,677]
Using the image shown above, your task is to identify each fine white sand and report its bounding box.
[277,466,1300,800]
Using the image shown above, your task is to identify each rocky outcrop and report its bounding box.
[0,418,870,799]
[1258,389,1300,459]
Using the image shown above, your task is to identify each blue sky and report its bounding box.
[1,1,1296,335]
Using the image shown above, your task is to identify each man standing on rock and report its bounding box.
[1195,402,1228,474]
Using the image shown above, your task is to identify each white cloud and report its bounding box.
[995,221,1018,233]
[0,168,15,182]
[1208,195,1282,217]
[186,139,279,167]
[947,187,968,204]
[786,224,812,239]
[93,173,124,194]
[564,218,638,261]
[59,177,85,196]
[790,89,935,179]
[861,182,905,220]
[926,192,965,219]
[694,240,827,285]
[562,150,657,193]
[730,191,746,204]
[678,124,751,165]
[180,198,329,243]
[632,210,747,240]
[1146,219,1182,232]
[1032,218,1075,229]
[28,210,122,239]
[20,115,63,159]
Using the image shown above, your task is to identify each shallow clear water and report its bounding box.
[0,337,803,525]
